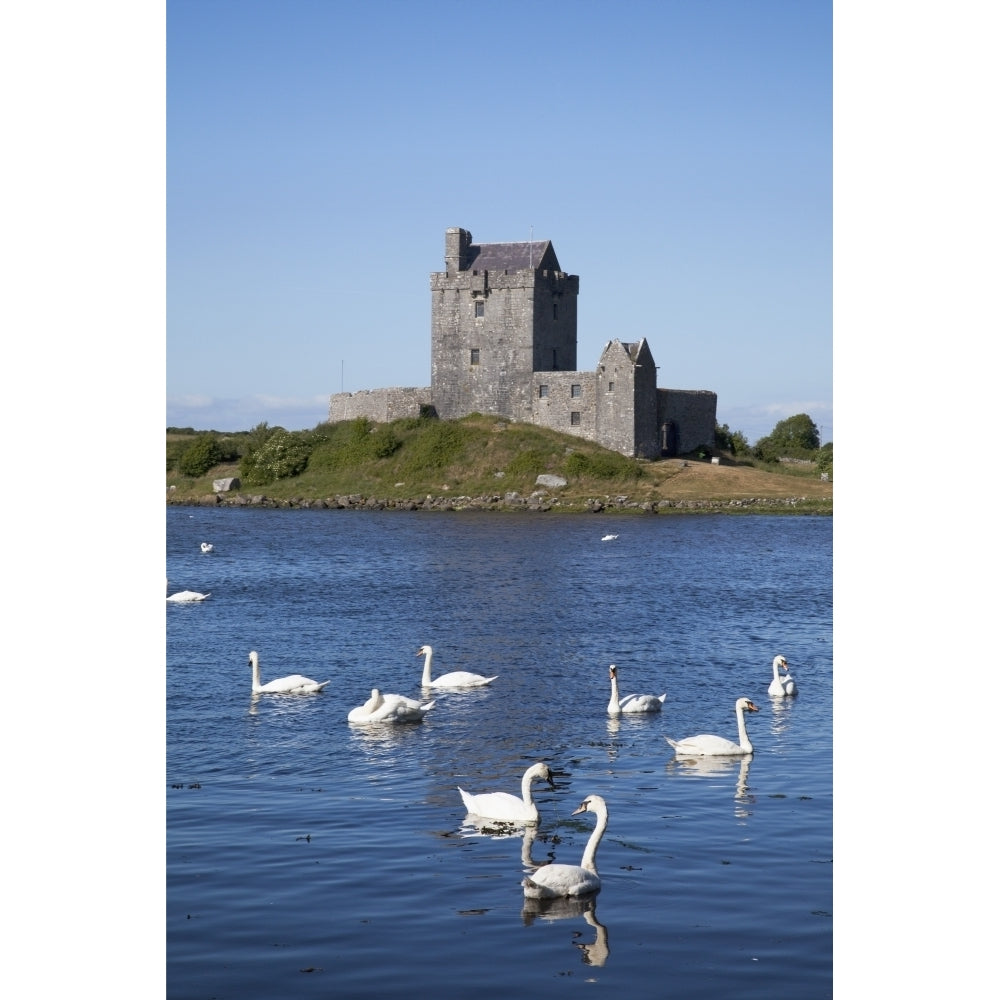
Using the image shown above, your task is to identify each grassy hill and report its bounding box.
[166,414,832,513]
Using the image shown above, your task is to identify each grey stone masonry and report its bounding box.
[328,387,432,424]
[329,226,717,459]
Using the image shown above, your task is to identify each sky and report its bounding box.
[8,2,1000,993]
[166,0,832,445]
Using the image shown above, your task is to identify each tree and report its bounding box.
[755,414,820,460]
[715,422,750,456]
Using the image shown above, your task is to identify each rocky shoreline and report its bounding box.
[166,489,827,514]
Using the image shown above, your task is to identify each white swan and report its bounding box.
[607,664,666,715]
[522,794,608,899]
[601,533,618,541]
[458,762,555,825]
[200,542,214,553]
[166,579,210,602]
[666,697,760,756]
[347,688,435,723]
[768,654,797,697]
[247,650,329,694]
[417,644,498,688]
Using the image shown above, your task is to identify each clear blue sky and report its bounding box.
[167,0,832,445]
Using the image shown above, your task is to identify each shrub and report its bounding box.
[505,449,551,478]
[715,422,750,456]
[177,434,227,477]
[402,421,468,472]
[239,429,317,486]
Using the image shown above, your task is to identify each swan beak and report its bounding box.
[747,702,759,712]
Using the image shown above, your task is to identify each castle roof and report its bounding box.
[464,239,562,273]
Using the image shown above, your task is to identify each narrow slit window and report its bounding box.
[608,381,615,392]
[570,412,581,426]
[470,349,480,365]
[475,300,484,318]
[538,384,549,398]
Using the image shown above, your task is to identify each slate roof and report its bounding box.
[464,240,561,273]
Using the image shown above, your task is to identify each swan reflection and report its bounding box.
[768,692,794,735]
[459,820,547,868]
[667,754,755,816]
[520,894,610,967]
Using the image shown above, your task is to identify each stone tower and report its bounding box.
[429,227,580,421]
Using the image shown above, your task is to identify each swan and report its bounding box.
[166,580,210,602]
[458,762,555,825]
[200,542,214,553]
[347,688,435,723]
[522,794,608,899]
[417,644,498,688]
[768,654,797,697]
[665,697,760,756]
[607,664,666,715]
[247,650,329,694]
[601,534,618,541]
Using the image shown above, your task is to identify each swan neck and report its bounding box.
[520,770,536,806]
[607,673,621,714]
[421,648,433,685]
[736,704,752,752]
[250,655,262,691]
[580,806,608,872]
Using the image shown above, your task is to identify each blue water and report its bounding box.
[167,508,832,999]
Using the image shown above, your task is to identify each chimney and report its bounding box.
[445,227,472,275]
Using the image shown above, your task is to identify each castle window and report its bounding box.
[608,381,615,392]
[571,384,581,398]
[570,412,581,426]
[475,300,484,318]
[470,349,480,366]
[538,384,549,398]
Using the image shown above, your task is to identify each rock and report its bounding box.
[213,477,241,493]
[535,474,567,488]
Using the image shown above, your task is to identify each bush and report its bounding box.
[239,429,317,486]
[715,422,750,456]
[402,421,468,472]
[505,448,551,478]
[177,434,227,477]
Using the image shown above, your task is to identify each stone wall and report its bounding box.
[328,387,432,424]
[658,389,718,455]
[430,258,578,422]
[530,371,597,442]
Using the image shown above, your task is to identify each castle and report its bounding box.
[328,227,717,459]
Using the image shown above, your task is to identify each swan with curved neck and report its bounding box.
[768,655,797,697]
[458,762,555,825]
[522,794,608,898]
[247,650,329,694]
[200,542,214,554]
[607,664,666,715]
[417,644,498,688]
[347,687,435,723]
[666,697,760,756]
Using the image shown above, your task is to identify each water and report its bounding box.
[167,508,832,999]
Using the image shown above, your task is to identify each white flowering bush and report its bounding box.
[239,429,316,486]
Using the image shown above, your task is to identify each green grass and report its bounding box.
[165,414,651,501]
